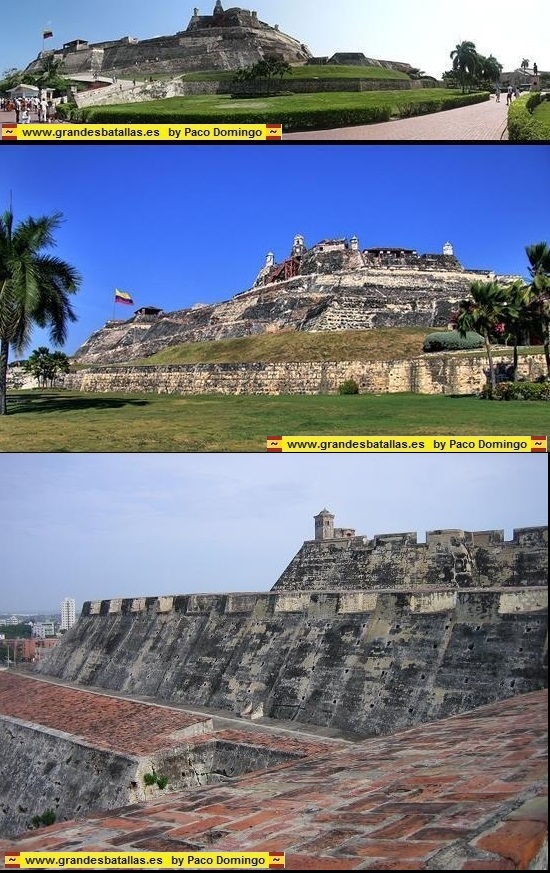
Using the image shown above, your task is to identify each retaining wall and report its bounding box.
[73,76,441,108]
[65,353,547,396]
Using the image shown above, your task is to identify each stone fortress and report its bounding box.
[0,511,547,862]
[24,2,418,83]
[73,234,517,365]
[25,3,312,80]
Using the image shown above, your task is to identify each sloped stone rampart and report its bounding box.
[274,525,549,590]
[64,353,546,396]
[35,587,548,739]
[73,265,511,364]
[0,717,141,838]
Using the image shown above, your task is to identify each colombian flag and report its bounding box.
[43,30,53,39]
[115,289,134,305]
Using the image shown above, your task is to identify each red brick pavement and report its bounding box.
[284,96,510,141]
[0,672,210,753]
[1,689,546,869]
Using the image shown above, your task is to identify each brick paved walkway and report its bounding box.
[2,690,546,869]
[284,97,509,141]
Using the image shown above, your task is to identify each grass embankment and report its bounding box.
[115,329,542,367]
[78,89,489,130]
[132,328,433,365]
[3,391,549,452]
[180,65,411,82]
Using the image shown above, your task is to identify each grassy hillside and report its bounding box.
[180,65,411,82]
[130,328,432,366]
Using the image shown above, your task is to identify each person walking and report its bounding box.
[506,85,513,105]
[495,85,501,102]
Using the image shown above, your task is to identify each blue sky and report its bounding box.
[0,453,547,614]
[2,1,549,79]
[1,145,549,356]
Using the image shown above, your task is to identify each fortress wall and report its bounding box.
[0,717,141,837]
[274,527,549,590]
[74,77,443,109]
[64,353,547,396]
[37,588,548,738]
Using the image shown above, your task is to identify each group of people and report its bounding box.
[494,85,521,105]
[0,95,57,123]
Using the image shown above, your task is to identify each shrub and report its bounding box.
[143,769,169,789]
[54,103,76,120]
[81,104,393,130]
[30,809,56,829]
[508,93,547,141]
[423,331,484,352]
[398,92,489,119]
[338,379,359,395]
[481,382,550,401]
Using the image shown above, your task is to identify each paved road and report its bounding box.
[284,96,510,141]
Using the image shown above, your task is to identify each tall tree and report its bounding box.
[455,280,513,390]
[480,55,503,86]
[450,41,479,94]
[520,59,530,72]
[23,346,70,388]
[0,210,81,415]
[525,241,550,377]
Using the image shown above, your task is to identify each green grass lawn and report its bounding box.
[80,89,485,125]
[180,65,411,82]
[532,98,550,135]
[2,391,549,452]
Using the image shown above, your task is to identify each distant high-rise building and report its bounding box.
[60,598,76,630]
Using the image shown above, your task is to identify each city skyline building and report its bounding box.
[60,598,76,631]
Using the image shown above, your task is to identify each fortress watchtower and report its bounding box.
[314,509,334,540]
[314,509,356,540]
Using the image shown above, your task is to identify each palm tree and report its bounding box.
[520,59,530,72]
[450,41,479,94]
[30,56,67,92]
[455,280,513,390]
[0,210,81,415]
[481,55,503,86]
[525,242,550,377]
[501,279,532,378]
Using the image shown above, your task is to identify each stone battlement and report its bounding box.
[274,512,548,592]
[82,587,548,619]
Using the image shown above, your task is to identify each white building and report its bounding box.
[60,598,76,630]
[32,620,56,638]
